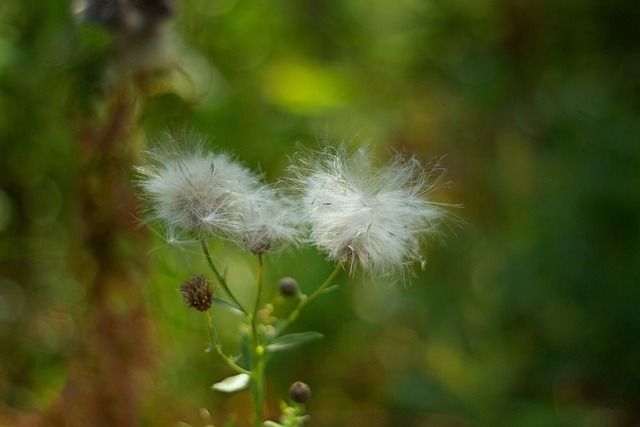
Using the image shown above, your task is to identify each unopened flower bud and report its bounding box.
[278,277,299,297]
[289,381,311,403]
[179,274,214,311]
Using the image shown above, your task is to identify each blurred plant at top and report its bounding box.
[34,1,190,426]
[72,0,177,77]
[136,131,450,426]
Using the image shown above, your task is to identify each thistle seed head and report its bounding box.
[289,145,451,279]
[179,274,214,311]
[136,131,304,254]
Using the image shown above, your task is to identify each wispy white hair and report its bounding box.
[137,132,302,253]
[289,145,450,279]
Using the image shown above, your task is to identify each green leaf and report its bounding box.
[212,373,250,393]
[266,332,324,353]
[320,284,340,295]
[213,296,245,315]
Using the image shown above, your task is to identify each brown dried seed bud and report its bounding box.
[179,274,214,311]
[289,381,311,403]
[278,277,299,297]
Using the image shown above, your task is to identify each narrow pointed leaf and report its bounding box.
[213,296,245,315]
[266,332,324,353]
[212,373,250,393]
[320,284,340,295]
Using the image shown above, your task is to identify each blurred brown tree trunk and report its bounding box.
[46,82,153,427]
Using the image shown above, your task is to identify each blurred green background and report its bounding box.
[1,0,640,426]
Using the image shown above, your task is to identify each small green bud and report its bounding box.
[289,381,311,403]
[278,277,299,297]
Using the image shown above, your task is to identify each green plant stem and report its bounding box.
[250,253,266,427]
[253,253,265,329]
[276,264,343,335]
[251,346,266,427]
[205,311,250,375]
[200,238,247,314]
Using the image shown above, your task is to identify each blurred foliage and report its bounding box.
[1,0,640,426]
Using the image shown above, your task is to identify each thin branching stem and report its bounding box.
[200,237,247,314]
[250,253,266,427]
[253,253,265,324]
[205,311,250,375]
[276,263,343,335]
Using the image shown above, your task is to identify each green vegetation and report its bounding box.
[1,0,639,426]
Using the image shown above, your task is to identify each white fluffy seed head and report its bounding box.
[289,145,449,278]
[137,141,258,238]
[136,133,302,252]
[234,185,304,254]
